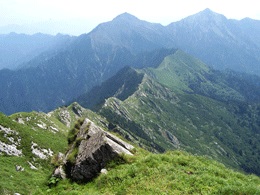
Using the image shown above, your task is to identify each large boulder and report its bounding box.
[64,118,134,182]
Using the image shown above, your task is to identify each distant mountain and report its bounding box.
[1,10,260,194]
[0,33,73,70]
[89,12,174,54]
[89,9,260,75]
[238,17,260,47]
[0,45,174,115]
[167,8,260,74]
[77,50,260,175]
[0,19,96,35]
[1,9,260,115]
[2,9,260,72]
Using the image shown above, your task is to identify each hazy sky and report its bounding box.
[1,0,260,35]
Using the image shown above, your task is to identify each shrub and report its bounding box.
[48,176,61,188]
[67,119,84,145]
[67,147,79,164]
[51,153,64,167]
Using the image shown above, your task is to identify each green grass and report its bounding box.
[0,112,68,194]
[48,149,260,195]
[1,106,260,194]
[145,50,210,92]
[5,113,68,156]
[0,104,113,194]
[99,52,260,176]
[0,156,52,194]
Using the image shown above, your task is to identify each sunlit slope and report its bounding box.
[98,51,260,175]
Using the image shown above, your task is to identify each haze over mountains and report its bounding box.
[1,8,260,193]
[0,33,74,70]
[1,9,260,115]
[2,8,260,71]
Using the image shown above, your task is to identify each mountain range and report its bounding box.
[1,8,260,186]
[0,33,74,70]
[1,9,260,115]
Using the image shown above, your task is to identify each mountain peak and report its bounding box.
[113,12,139,22]
[201,8,215,15]
[174,8,227,26]
[196,8,227,21]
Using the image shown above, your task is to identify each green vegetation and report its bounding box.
[1,103,260,194]
[48,149,260,194]
[67,147,79,165]
[67,118,84,145]
[0,156,52,194]
[0,112,68,194]
[98,50,260,176]
[51,153,64,167]
[0,104,110,194]
[66,118,86,164]
[1,112,67,158]
[1,49,260,194]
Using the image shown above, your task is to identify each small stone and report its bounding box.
[53,165,66,179]
[15,165,24,172]
[27,161,38,170]
[100,169,108,174]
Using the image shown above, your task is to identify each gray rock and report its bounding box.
[64,118,134,182]
[27,161,38,170]
[31,142,53,159]
[15,165,24,172]
[100,168,108,174]
[58,108,71,127]
[0,125,22,156]
[166,130,180,148]
[53,165,66,179]
[0,141,22,156]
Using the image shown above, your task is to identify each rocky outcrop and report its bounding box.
[31,142,53,159]
[0,125,22,156]
[63,118,134,182]
[58,108,71,127]
[0,141,22,156]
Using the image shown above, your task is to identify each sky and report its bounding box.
[1,0,260,35]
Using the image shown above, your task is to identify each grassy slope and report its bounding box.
[145,50,260,174]
[0,112,67,194]
[145,50,245,101]
[1,50,260,193]
[99,50,260,175]
[48,149,260,195]
[0,103,108,194]
[1,105,260,194]
[146,50,210,91]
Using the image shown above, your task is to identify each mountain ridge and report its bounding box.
[1,8,260,114]
[1,9,260,194]
[0,47,175,115]
[74,50,260,175]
